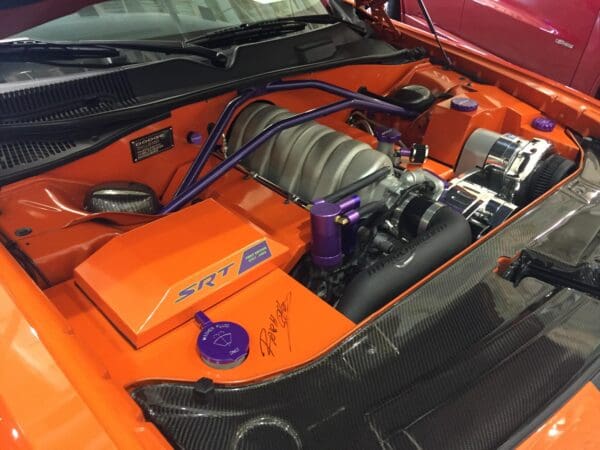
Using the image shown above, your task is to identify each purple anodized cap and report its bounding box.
[187,131,203,145]
[451,97,478,112]
[194,312,249,369]
[531,116,556,132]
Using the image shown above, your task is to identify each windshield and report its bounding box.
[10,0,328,42]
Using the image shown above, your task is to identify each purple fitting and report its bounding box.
[187,131,203,145]
[398,148,412,158]
[341,210,360,255]
[310,201,343,269]
[374,126,402,144]
[337,195,361,214]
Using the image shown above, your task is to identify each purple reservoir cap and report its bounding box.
[531,116,556,132]
[195,312,249,370]
[451,97,478,112]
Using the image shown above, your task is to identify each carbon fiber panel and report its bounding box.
[132,150,600,449]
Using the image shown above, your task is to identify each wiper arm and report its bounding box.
[0,39,120,61]
[187,14,360,47]
[0,39,227,66]
[499,249,600,299]
[81,39,228,66]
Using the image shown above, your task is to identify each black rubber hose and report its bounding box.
[336,205,472,322]
[321,167,390,203]
[357,200,386,218]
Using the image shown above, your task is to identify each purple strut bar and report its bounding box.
[175,88,259,196]
[164,80,417,213]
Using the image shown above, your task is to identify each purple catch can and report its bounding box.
[311,201,343,269]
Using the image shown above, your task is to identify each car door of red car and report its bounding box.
[459,0,598,85]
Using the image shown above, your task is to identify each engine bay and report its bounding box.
[0,60,581,384]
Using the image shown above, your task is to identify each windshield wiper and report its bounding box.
[0,40,120,60]
[187,15,361,48]
[0,39,228,67]
[499,249,600,299]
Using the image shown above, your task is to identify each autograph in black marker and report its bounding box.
[259,291,292,357]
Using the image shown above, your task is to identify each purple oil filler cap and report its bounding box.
[531,116,556,132]
[451,97,478,112]
[194,312,249,370]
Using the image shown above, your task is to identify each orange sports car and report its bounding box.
[0,1,599,449]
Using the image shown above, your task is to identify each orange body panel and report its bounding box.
[0,17,598,447]
[518,383,600,450]
[0,246,171,449]
[0,288,115,450]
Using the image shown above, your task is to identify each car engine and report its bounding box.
[222,96,576,322]
[0,66,580,363]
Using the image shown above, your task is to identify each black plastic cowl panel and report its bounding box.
[0,71,137,123]
[0,114,168,186]
[132,150,600,450]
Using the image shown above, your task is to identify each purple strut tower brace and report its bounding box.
[162,79,416,213]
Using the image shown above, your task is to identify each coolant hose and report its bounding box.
[336,205,472,322]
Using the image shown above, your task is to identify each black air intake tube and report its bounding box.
[336,204,472,322]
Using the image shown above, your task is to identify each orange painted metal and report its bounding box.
[75,199,290,348]
[518,383,600,450]
[0,245,171,449]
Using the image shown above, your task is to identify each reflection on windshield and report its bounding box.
[12,0,327,42]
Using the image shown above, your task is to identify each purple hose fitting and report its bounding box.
[310,201,343,269]
[341,209,360,255]
[337,194,361,213]
[374,126,402,144]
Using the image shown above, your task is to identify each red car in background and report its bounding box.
[395,0,600,98]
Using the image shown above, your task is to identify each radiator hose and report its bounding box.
[336,203,472,322]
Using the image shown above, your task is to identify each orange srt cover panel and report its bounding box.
[74,199,289,348]
[46,268,355,385]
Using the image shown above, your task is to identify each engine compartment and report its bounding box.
[0,60,581,385]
